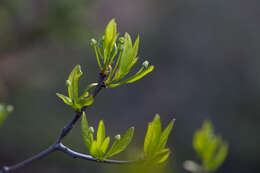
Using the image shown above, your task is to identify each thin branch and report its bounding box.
[0,73,133,173]
[57,143,135,164]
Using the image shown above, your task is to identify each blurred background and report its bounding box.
[0,0,259,172]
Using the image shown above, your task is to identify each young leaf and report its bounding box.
[108,61,154,88]
[105,127,134,158]
[67,65,83,103]
[97,120,106,147]
[101,137,110,156]
[80,83,98,99]
[90,141,98,158]
[207,142,228,172]
[104,19,117,53]
[56,93,73,106]
[112,33,133,81]
[157,119,175,150]
[148,148,171,164]
[81,112,91,149]
[78,96,94,107]
[144,114,162,156]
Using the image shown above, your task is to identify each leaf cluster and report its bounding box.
[91,19,154,88]
[143,114,175,164]
[55,19,174,164]
[56,65,96,111]
[81,112,134,161]
[190,121,229,172]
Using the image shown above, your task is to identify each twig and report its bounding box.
[0,73,133,173]
[57,143,135,164]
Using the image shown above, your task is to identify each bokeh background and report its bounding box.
[0,0,259,172]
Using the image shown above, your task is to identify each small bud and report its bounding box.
[142,61,149,68]
[89,127,94,134]
[115,134,121,140]
[6,105,14,113]
[90,38,97,46]
[104,70,109,76]
[118,37,125,44]
[66,80,72,86]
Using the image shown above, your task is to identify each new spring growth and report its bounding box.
[90,19,154,88]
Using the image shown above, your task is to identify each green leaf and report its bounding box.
[158,119,175,150]
[80,83,98,99]
[103,19,117,64]
[67,65,83,104]
[90,141,98,158]
[144,114,162,156]
[112,33,133,81]
[104,19,117,53]
[109,61,154,88]
[81,112,91,149]
[148,148,171,164]
[78,95,94,107]
[101,137,110,155]
[56,93,73,106]
[97,120,106,148]
[207,142,228,172]
[105,127,134,158]
[192,121,229,172]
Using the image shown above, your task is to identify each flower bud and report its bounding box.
[90,38,97,46]
[6,105,14,113]
[89,127,94,134]
[118,37,125,44]
[66,80,72,86]
[115,134,121,140]
[142,61,149,68]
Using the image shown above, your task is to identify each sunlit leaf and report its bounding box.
[67,65,83,103]
[56,93,73,106]
[80,83,98,99]
[97,120,106,148]
[81,112,91,149]
[105,127,134,158]
[148,148,171,164]
[144,114,162,156]
[101,137,110,155]
[158,119,175,150]
[109,61,154,88]
[78,96,94,107]
[90,141,98,158]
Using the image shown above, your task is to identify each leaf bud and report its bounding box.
[66,80,72,86]
[142,61,149,68]
[6,105,14,113]
[90,38,97,46]
[89,127,94,134]
[115,134,121,140]
[118,37,125,44]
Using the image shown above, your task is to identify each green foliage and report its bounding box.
[90,19,154,88]
[143,114,175,164]
[0,104,13,126]
[56,65,95,111]
[184,121,228,173]
[81,113,134,161]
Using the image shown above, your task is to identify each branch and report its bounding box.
[57,143,135,164]
[0,73,135,173]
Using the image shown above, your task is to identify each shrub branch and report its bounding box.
[0,73,132,173]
